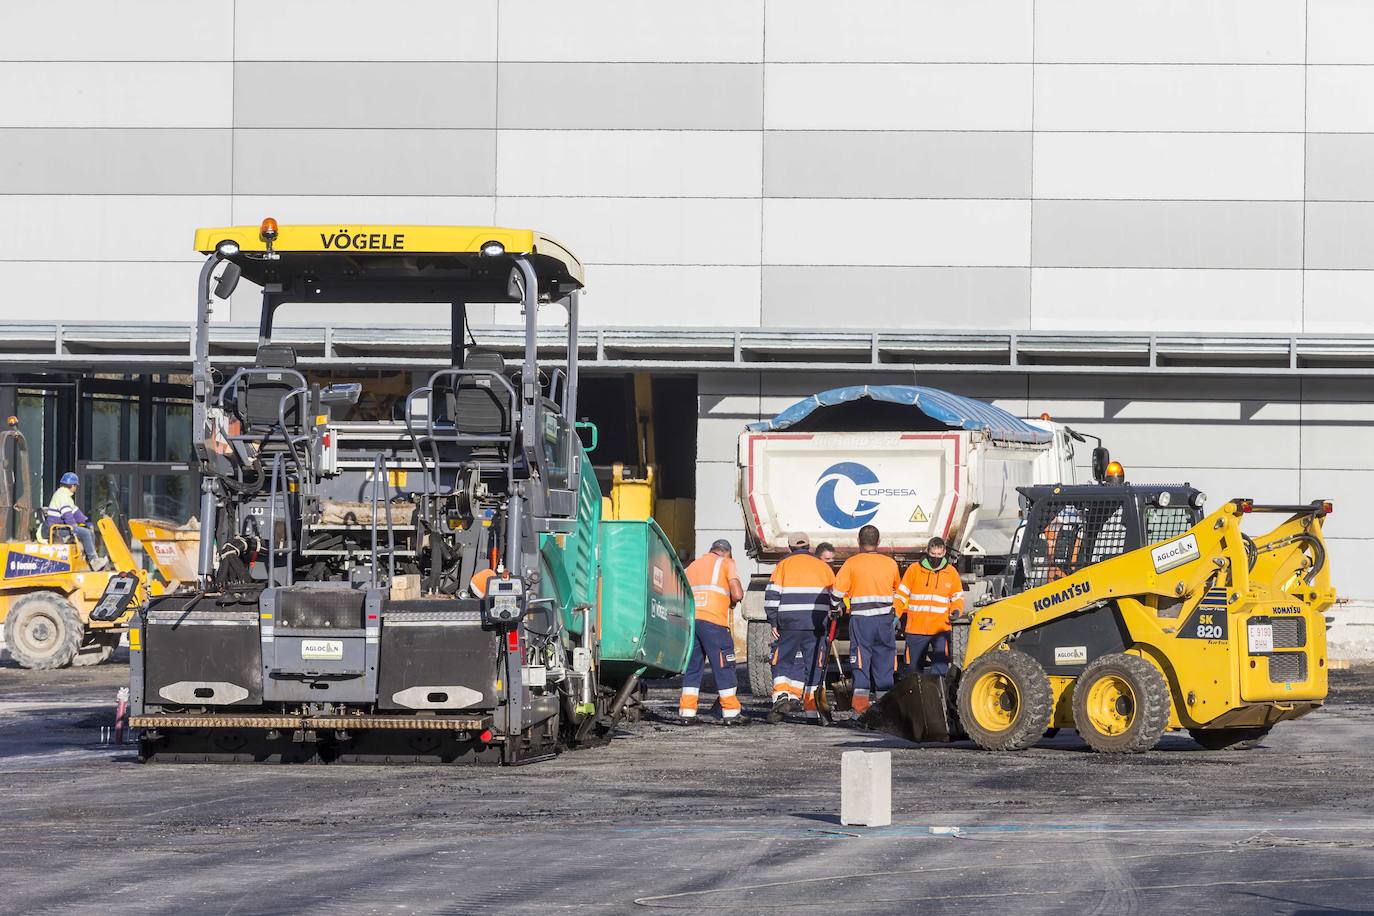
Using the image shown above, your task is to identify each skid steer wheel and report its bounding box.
[956,649,1053,751]
[1187,726,1271,751]
[1072,653,1171,753]
[3,592,83,669]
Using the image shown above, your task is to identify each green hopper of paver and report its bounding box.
[597,519,695,681]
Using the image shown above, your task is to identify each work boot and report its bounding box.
[90,556,110,571]
[816,705,834,727]
[767,697,791,724]
[678,714,699,727]
[723,714,751,727]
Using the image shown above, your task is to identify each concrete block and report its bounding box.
[841,750,891,827]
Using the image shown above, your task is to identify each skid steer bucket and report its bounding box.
[857,673,959,743]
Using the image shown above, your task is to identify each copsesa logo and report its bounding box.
[815,462,880,529]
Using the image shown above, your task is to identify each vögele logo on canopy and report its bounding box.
[814,462,881,529]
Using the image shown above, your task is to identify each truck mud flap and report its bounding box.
[858,673,959,743]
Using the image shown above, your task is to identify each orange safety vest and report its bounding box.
[832,552,900,616]
[896,562,964,636]
[685,552,739,628]
[764,550,835,630]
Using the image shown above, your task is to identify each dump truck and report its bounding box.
[129,221,693,764]
[735,385,1080,694]
[863,480,1335,752]
[0,419,179,668]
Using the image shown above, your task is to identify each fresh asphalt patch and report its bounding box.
[2,658,1372,914]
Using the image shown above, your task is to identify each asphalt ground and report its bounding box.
[2,652,1373,915]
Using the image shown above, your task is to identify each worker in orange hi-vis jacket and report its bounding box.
[831,524,901,715]
[895,536,964,676]
[763,532,835,724]
[679,539,748,726]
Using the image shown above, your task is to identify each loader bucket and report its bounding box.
[856,673,959,743]
[128,518,200,584]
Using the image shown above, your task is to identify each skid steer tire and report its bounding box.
[1187,726,1271,751]
[956,649,1052,751]
[746,621,775,698]
[1072,653,1171,754]
[3,592,83,669]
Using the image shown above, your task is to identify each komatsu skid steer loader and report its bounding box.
[863,479,1335,753]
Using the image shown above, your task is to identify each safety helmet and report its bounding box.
[60,472,79,486]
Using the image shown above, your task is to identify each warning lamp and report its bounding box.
[1104,460,1125,483]
[478,729,493,743]
[259,217,279,242]
[1238,499,1254,514]
[1321,500,1334,515]
[5,415,16,427]
[1040,412,1052,421]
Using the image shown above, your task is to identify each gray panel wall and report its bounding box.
[6,1,1372,330]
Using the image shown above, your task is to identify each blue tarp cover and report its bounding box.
[748,385,1052,445]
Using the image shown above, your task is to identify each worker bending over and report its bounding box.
[895,536,963,675]
[679,539,747,725]
[831,524,900,714]
[45,472,107,570]
[763,532,834,723]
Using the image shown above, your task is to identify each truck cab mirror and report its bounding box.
[214,261,241,299]
[1091,446,1111,482]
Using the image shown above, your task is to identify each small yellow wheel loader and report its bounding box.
[863,481,1335,753]
[0,422,184,669]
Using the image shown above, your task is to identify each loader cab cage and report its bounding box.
[191,224,586,589]
[1016,484,1204,591]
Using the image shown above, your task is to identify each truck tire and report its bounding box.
[957,649,1052,751]
[3,592,83,669]
[1187,726,1271,751]
[746,620,774,698]
[1072,653,1171,753]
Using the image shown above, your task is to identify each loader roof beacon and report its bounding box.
[129,221,693,764]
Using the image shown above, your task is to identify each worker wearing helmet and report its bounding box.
[895,536,963,675]
[45,473,108,570]
[678,539,748,726]
[832,525,901,715]
[763,532,834,723]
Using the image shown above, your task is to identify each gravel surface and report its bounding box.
[2,654,1373,914]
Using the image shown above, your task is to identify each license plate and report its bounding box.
[301,639,343,660]
[1247,624,1274,654]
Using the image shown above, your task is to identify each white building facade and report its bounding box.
[0,1,1371,592]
